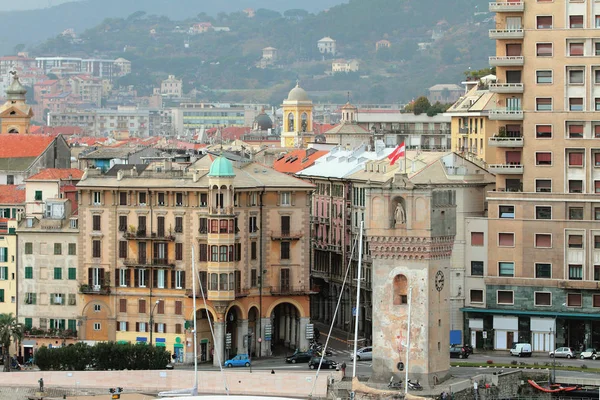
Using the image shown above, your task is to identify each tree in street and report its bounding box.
[0,313,23,372]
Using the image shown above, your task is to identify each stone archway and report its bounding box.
[269,302,304,355]
[248,306,259,357]
[193,307,217,364]
[225,305,244,359]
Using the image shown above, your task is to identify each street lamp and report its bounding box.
[149,300,160,346]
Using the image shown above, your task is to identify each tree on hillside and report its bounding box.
[0,313,23,372]
[412,96,431,115]
[284,9,309,20]
[127,11,146,21]
[255,9,282,20]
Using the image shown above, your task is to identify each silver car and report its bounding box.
[549,347,575,359]
[351,346,372,361]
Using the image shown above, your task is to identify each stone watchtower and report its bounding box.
[367,173,456,387]
[0,72,33,134]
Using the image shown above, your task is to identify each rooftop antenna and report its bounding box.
[347,91,351,103]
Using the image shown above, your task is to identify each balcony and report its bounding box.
[489,109,523,120]
[489,1,524,12]
[488,164,524,174]
[269,285,315,295]
[489,82,524,94]
[209,206,235,216]
[270,230,303,241]
[79,284,111,295]
[459,127,469,134]
[123,230,175,241]
[488,56,524,67]
[488,136,524,147]
[489,29,524,39]
[122,258,176,267]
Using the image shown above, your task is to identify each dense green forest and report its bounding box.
[31,0,494,104]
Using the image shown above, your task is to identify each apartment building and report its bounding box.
[160,75,183,98]
[76,156,314,365]
[462,0,600,353]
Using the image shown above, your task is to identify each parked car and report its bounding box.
[550,347,576,359]
[285,352,313,364]
[449,346,469,359]
[510,343,532,357]
[580,348,597,360]
[308,357,337,370]
[224,354,251,368]
[351,346,373,361]
[451,344,473,356]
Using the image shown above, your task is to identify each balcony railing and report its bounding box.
[488,56,524,67]
[489,82,524,94]
[270,285,314,295]
[209,206,234,215]
[270,230,303,240]
[123,231,175,241]
[488,29,524,39]
[459,127,469,134]
[79,284,111,295]
[489,109,523,120]
[488,164,524,174]
[489,1,524,12]
[488,136,524,147]
[122,258,176,267]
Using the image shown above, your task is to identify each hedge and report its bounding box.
[35,342,171,371]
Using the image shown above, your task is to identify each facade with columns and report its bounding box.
[76,156,314,365]
[280,83,314,148]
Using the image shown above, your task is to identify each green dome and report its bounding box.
[208,156,235,177]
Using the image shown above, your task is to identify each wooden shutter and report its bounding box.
[175,324,182,334]
[125,269,131,287]
[139,299,146,313]
[157,216,165,236]
[236,243,241,261]
[281,216,290,235]
[163,324,167,334]
[153,269,158,288]
[181,271,186,288]
[125,322,129,331]
[88,268,93,286]
[157,300,165,314]
[569,152,583,166]
[99,269,105,286]
[135,322,139,332]
[115,269,120,287]
[119,298,127,313]
[175,301,182,315]
[154,323,158,333]
[171,270,176,289]
[134,269,139,287]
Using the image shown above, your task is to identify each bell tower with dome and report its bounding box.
[281,82,313,148]
[0,72,33,134]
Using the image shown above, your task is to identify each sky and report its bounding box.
[2,0,75,11]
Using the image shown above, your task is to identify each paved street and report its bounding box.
[462,351,600,368]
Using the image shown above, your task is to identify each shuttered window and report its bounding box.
[471,232,484,246]
[570,43,584,56]
[568,124,584,138]
[498,233,514,247]
[535,234,552,248]
[568,152,584,166]
[506,44,522,56]
[568,235,583,248]
[175,301,182,315]
[536,152,552,165]
[537,16,552,29]
[570,15,584,28]
[119,299,127,313]
[506,151,521,164]
[536,125,552,138]
[536,43,553,56]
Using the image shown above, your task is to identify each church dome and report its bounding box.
[254,110,273,131]
[6,73,27,101]
[287,83,309,101]
[208,155,235,177]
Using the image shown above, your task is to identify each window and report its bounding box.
[53,243,62,255]
[569,207,584,220]
[535,292,552,306]
[569,15,584,28]
[0,267,7,280]
[596,98,600,111]
[536,43,553,57]
[219,245,227,262]
[119,192,127,205]
[68,267,76,280]
[199,193,208,207]
[68,243,76,255]
[176,192,183,206]
[594,295,600,308]
[471,261,484,276]
[175,243,183,261]
[595,236,600,249]
[535,152,552,165]
[25,293,36,304]
[175,217,183,233]
[392,274,408,305]
[280,242,290,259]
[499,262,514,277]
[118,215,127,232]
[536,206,551,220]
[536,98,552,111]
[92,240,101,258]
[25,266,33,279]
[567,293,582,307]
[471,232,484,246]
[34,191,42,201]
[569,69,584,84]
[93,323,101,331]
[139,192,147,205]
[119,321,128,332]
[596,153,600,167]
[569,180,583,193]
[596,181,600,193]
[138,269,148,287]
[157,192,165,206]
[498,233,514,247]
[535,234,552,248]
[537,16,552,29]
[138,299,146,313]
[24,242,32,254]
[280,192,291,206]
[118,241,127,259]
[470,290,483,303]
[497,291,514,304]
[568,124,584,138]
[251,269,257,287]
[94,304,101,312]
[569,264,583,280]
[251,241,257,260]
[597,42,600,56]
[536,263,551,278]
[92,215,101,231]
[51,293,64,305]
[568,235,583,249]
[137,322,147,332]
[568,152,584,167]
[536,71,552,84]
[175,300,183,315]
[595,208,600,221]
[93,191,101,205]
[249,216,258,233]
[499,205,514,219]
[175,270,184,289]
[570,42,584,56]
[569,98,584,111]
[53,267,62,280]
[199,218,208,234]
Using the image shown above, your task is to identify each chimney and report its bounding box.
[193,169,200,182]
[117,170,124,181]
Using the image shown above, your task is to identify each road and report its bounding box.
[462,352,600,368]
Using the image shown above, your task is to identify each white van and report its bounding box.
[510,343,532,357]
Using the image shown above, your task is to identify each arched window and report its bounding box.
[301,112,308,132]
[393,274,408,305]
[8,128,18,134]
[288,112,294,131]
[219,273,228,290]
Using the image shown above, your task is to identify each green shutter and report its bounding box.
[2,266,7,280]
[49,319,55,329]
[54,268,62,280]
[25,318,32,329]
[25,266,33,279]
[59,319,66,330]
[35,191,42,201]
[0,289,4,302]
[0,248,7,262]
[68,319,77,332]
[68,268,76,280]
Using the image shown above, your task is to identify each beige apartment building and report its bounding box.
[76,156,314,365]
[462,0,600,352]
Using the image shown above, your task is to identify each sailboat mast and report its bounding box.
[192,247,199,395]
[351,221,364,379]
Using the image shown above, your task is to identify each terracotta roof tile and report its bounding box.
[27,168,84,181]
[273,148,328,174]
[0,135,54,158]
[0,185,25,204]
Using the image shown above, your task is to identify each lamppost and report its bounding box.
[550,326,556,384]
[149,299,160,346]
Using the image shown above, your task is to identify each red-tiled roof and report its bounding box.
[32,126,83,136]
[27,168,84,181]
[0,185,25,204]
[67,136,109,146]
[0,135,54,158]
[313,123,336,135]
[273,149,328,174]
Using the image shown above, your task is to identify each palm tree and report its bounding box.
[0,313,23,372]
